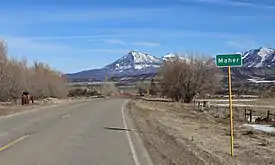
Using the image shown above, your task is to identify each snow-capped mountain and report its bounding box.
[104,51,162,71]
[67,47,275,82]
[243,47,275,67]
[162,53,178,60]
[67,51,163,82]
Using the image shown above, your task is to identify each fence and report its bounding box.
[194,100,211,111]
[244,108,275,124]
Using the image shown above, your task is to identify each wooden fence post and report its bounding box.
[267,110,270,122]
[244,109,247,122]
[249,110,252,123]
[197,101,200,111]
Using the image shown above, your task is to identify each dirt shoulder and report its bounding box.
[128,99,275,165]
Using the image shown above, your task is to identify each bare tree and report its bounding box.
[29,62,68,99]
[100,82,117,96]
[0,41,10,101]
[136,80,146,96]
[149,78,157,96]
[0,41,68,101]
[159,53,221,103]
[6,58,28,102]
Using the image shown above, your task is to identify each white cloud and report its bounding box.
[29,35,103,41]
[12,29,250,44]
[102,39,126,45]
[90,37,161,47]
[226,40,245,49]
[0,8,167,25]
[225,39,259,49]
[100,39,161,47]
[83,49,129,53]
[181,0,275,9]
[2,36,72,52]
[25,35,124,41]
[83,28,252,39]
[132,41,161,47]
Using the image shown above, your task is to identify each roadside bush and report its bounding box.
[68,88,100,97]
[0,41,68,102]
[159,53,221,103]
[100,82,117,96]
[138,87,146,96]
[149,78,158,96]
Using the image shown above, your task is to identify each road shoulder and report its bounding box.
[123,100,154,165]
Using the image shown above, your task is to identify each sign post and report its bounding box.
[215,54,242,157]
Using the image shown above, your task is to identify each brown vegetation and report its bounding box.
[100,82,117,96]
[68,88,100,97]
[0,41,68,102]
[158,53,222,103]
[130,100,275,165]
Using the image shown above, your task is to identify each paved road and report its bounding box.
[0,98,152,165]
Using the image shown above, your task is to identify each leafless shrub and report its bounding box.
[136,80,147,96]
[100,82,117,96]
[0,41,10,101]
[29,62,68,99]
[0,41,68,102]
[68,88,100,97]
[6,58,29,102]
[149,78,158,96]
[159,52,221,103]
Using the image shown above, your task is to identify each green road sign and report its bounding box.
[215,54,242,67]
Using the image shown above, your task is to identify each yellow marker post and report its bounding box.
[216,53,242,157]
[228,66,234,157]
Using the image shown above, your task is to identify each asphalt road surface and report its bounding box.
[0,98,152,165]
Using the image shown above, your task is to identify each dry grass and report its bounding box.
[130,99,275,165]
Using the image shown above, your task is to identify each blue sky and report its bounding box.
[1,0,274,73]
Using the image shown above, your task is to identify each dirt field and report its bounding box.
[128,99,275,165]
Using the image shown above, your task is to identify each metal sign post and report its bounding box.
[227,66,234,156]
[216,53,242,157]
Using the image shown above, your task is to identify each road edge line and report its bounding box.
[122,100,141,165]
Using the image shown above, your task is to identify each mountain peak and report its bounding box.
[104,51,162,70]
[259,46,273,50]
[126,51,155,61]
[163,53,177,59]
[162,53,191,62]
[243,47,275,67]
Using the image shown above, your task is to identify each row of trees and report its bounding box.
[148,54,221,103]
[0,41,68,102]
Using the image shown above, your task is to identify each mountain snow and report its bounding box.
[162,53,177,60]
[104,51,195,72]
[104,51,163,71]
[162,53,191,62]
[242,47,275,67]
